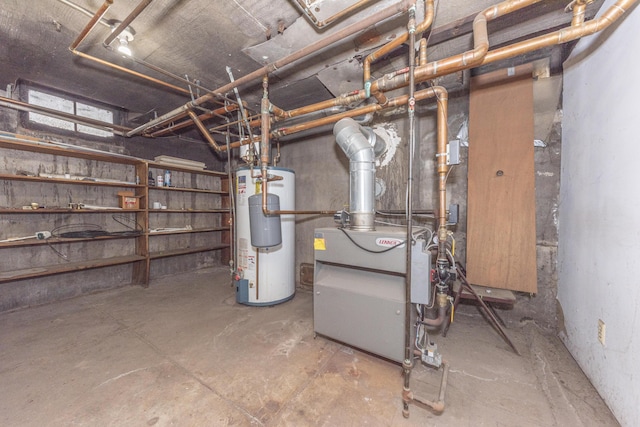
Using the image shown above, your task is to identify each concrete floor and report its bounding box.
[0,267,619,427]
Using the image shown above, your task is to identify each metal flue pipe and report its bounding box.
[334,118,377,231]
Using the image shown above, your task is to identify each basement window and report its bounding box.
[24,86,116,138]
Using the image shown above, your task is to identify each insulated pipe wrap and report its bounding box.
[334,118,376,231]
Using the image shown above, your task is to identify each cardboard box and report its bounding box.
[117,191,141,210]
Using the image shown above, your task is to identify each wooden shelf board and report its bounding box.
[0,208,145,214]
[148,186,226,194]
[149,244,230,259]
[0,254,146,283]
[147,161,227,177]
[148,209,229,213]
[148,227,228,236]
[0,174,139,188]
[0,234,143,248]
[0,138,141,165]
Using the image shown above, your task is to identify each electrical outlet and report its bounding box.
[598,319,606,346]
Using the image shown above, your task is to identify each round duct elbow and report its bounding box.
[334,118,376,231]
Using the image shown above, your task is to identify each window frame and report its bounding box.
[19,81,125,140]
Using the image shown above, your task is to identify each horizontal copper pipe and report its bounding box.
[126,0,414,137]
[149,104,239,137]
[296,0,377,28]
[480,0,638,66]
[70,50,193,96]
[371,0,543,94]
[221,84,445,150]
[68,0,240,113]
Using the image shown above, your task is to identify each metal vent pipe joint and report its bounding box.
[334,117,376,231]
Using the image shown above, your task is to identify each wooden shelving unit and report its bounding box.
[0,137,232,287]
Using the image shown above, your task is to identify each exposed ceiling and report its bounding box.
[0,0,604,137]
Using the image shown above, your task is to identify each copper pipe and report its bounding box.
[127,54,230,102]
[363,0,434,88]
[569,0,589,26]
[69,51,192,96]
[419,37,427,65]
[126,0,413,137]
[433,87,449,263]
[259,77,336,216]
[187,110,222,151]
[103,0,153,47]
[296,0,377,28]
[149,104,239,137]
[68,0,238,109]
[69,0,113,50]
[272,103,380,137]
[268,91,367,124]
[260,77,272,214]
[57,0,111,28]
[210,113,261,133]
[269,103,288,118]
[371,0,543,95]
[480,0,638,66]
[0,95,131,135]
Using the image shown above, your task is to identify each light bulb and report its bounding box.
[117,36,132,56]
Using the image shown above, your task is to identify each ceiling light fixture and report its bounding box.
[108,25,135,57]
[117,34,132,56]
[118,30,133,56]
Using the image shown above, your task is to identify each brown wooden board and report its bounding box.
[466,65,537,293]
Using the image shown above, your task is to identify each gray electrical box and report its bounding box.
[313,227,431,363]
[411,238,431,304]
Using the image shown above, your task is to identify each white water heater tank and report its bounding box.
[235,167,295,305]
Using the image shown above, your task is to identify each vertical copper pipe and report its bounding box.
[188,110,222,151]
[363,0,434,88]
[570,0,588,26]
[419,37,427,65]
[69,0,113,50]
[103,0,153,47]
[260,77,271,214]
[434,88,449,263]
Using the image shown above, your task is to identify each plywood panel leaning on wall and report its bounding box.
[467,64,537,293]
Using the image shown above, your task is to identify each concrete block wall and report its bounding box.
[0,104,228,312]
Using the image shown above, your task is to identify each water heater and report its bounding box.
[235,167,295,305]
